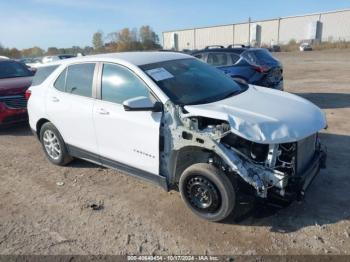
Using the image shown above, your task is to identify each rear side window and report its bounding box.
[65,63,95,97]
[207,53,228,66]
[54,68,67,92]
[101,63,150,104]
[32,65,58,86]
[242,49,276,66]
[230,54,240,64]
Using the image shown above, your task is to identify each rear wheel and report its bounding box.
[179,163,236,222]
[39,122,72,166]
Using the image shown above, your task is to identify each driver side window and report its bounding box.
[101,63,151,104]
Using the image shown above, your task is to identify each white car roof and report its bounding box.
[56,51,191,67]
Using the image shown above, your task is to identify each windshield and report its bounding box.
[140,58,245,105]
[0,60,33,79]
[242,49,277,66]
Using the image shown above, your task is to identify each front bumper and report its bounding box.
[269,147,327,202]
[0,102,28,126]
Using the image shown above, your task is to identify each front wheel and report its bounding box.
[179,163,236,222]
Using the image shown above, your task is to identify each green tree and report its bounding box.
[0,43,4,55]
[92,31,104,52]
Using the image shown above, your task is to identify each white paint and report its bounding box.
[184,85,327,144]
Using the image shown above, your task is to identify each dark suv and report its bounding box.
[191,45,284,90]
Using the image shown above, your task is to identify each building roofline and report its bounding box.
[162,8,350,34]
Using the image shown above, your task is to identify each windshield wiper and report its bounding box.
[187,90,240,106]
[187,97,216,105]
[221,90,239,100]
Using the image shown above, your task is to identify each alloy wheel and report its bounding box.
[43,130,61,160]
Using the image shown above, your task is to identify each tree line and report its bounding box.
[0,25,161,59]
[93,25,161,53]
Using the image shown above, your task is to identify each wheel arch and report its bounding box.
[168,146,223,187]
[35,118,50,139]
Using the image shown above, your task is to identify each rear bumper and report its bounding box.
[0,102,28,126]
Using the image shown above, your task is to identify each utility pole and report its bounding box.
[248,17,251,46]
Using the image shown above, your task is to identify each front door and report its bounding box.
[93,63,162,175]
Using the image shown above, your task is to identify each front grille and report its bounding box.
[296,134,317,174]
[0,95,27,109]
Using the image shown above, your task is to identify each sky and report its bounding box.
[0,0,349,50]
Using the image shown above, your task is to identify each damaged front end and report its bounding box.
[160,101,327,203]
[219,132,327,201]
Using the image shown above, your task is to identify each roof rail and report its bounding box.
[227,44,250,49]
[204,45,224,49]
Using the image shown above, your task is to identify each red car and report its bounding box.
[0,59,34,126]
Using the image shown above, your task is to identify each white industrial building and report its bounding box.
[163,9,350,51]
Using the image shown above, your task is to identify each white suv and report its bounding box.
[27,52,327,221]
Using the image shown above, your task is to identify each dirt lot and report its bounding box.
[0,50,349,255]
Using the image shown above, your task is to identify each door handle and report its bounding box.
[98,108,110,115]
[51,97,59,102]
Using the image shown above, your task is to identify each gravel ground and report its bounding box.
[0,50,349,255]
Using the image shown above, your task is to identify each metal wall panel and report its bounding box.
[195,25,234,49]
[163,32,173,50]
[251,20,279,46]
[163,9,350,49]
[321,10,350,41]
[234,23,249,45]
[176,29,195,51]
[163,30,195,50]
[279,15,320,43]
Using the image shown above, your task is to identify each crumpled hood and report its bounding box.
[184,85,327,144]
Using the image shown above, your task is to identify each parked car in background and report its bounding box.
[191,45,284,90]
[28,52,326,222]
[41,54,76,64]
[0,56,10,60]
[19,57,43,68]
[0,59,34,126]
[267,45,281,52]
[300,43,313,51]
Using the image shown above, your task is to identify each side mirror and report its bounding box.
[123,96,163,112]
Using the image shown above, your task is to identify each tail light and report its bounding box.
[25,89,31,100]
[253,65,269,73]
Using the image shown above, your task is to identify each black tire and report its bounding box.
[179,163,236,222]
[39,122,72,166]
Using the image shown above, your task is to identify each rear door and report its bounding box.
[93,63,162,175]
[46,63,99,154]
